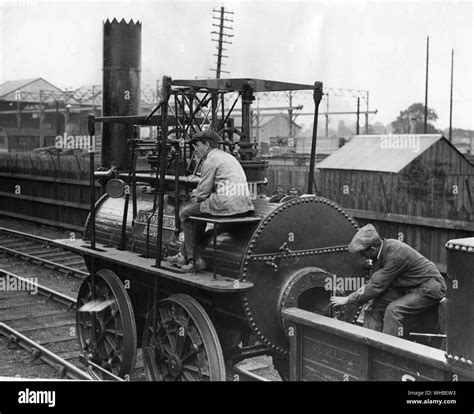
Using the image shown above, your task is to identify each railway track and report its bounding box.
[0,225,275,381]
[0,269,89,380]
[0,227,88,279]
[0,267,148,381]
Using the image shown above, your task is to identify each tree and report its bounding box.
[337,120,350,137]
[391,103,439,134]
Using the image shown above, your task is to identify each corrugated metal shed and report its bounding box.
[317,134,444,173]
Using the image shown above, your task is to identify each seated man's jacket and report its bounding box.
[195,148,254,216]
[347,239,447,304]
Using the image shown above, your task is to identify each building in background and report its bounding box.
[0,78,94,152]
[318,134,473,222]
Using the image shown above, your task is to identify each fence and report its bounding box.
[265,162,472,268]
[0,154,472,267]
[0,153,101,231]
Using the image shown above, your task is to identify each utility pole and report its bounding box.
[210,7,234,78]
[39,90,44,148]
[55,100,60,136]
[15,90,21,130]
[288,91,293,144]
[449,49,454,142]
[365,91,369,134]
[356,97,360,135]
[424,36,429,133]
[325,95,329,138]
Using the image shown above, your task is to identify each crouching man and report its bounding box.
[167,130,254,272]
[330,224,446,338]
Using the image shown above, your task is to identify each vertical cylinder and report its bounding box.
[241,92,252,150]
[446,238,474,368]
[102,18,141,169]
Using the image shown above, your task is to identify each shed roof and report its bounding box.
[317,135,446,173]
[0,79,39,98]
[0,78,64,101]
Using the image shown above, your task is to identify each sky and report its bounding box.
[0,0,472,130]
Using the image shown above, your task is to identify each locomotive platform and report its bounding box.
[55,239,253,293]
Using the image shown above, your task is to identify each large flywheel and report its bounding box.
[142,294,226,381]
[241,196,367,355]
[76,269,137,379]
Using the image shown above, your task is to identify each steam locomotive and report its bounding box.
[58,72,380,380]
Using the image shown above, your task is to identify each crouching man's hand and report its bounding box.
[330,296,349,307]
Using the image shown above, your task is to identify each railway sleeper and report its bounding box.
[2,242,38,250]
[34,253,76,262]
[18,320,75,333]
[0,238,23,245]
[0,297,45,310]
[22,248,63,257]
[38,335,77,346]
[55,258,86,267]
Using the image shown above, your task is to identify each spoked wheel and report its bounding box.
[76,269,137,379]
[142,294,226,381]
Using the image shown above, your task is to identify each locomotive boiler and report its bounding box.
[58,19,370,381]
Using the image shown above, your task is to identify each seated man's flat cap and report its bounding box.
[189,130,221,146]
[348,224,380,253]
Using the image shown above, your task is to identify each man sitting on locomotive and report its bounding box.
[167,130,254,272]
[330,224,446,337]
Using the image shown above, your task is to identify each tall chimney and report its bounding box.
[102,19,141,169]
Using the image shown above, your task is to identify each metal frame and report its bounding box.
[80,76,323,379]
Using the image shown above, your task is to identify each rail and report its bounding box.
[0,227,88,279]
[0,269,77,308]
[0,269,88,380]
[0,323,91,380]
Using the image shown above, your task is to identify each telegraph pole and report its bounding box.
[356,97,360,135]
[288,91,293,143]
[449,49,454,142]
[365,91,369,134]
[424,36,429,133]
[210,7,234,78]
[39,90,44,148]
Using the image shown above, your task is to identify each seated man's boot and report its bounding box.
[181,257,206,273]
[166,252,186,267]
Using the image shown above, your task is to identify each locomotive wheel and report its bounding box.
[142,294,226,381]
[76,269,137,379]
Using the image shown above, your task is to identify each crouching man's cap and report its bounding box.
[348,224,381,253]
[189,130,222,146]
